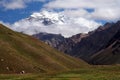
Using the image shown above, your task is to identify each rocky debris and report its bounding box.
[1,59,4,61]
[6,67,9,71]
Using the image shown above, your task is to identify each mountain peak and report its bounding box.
[29,10,65,25]
[31,11,59,20]
[11,10,101,37]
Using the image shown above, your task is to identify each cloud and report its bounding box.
[60,9,89,18]
[44,0,120,21]
[91,8,120,21]
[1,0,120,37]
[0,0,48,10]
[9,11,101,37]
[0,0,26,10]
[44,0,120,9]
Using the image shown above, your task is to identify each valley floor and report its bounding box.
[0,65,120,80]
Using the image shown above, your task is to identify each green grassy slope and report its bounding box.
[0,65,120,80]
[0,24,88,74]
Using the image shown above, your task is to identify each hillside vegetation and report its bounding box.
[0,24,88,74]
[0,65,120,80]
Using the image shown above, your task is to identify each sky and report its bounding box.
[0,0,48,23]
[0,0,120,37]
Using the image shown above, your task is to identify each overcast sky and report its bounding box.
[0,0,120,37]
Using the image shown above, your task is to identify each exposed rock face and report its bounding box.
[33,33,76,53]
[70,33,88,43]
[33,32,88,54]
[33,33,64,48]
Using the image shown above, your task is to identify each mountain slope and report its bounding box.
[33,33,65,48]
[33,21,120,64]
[70,21,120,62]
[90,30,120,65]
[33,33,88,54]
[0,24,88,74]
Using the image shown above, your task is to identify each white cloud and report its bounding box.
[91,8,120,21]
[9,11,101,37]
[0,0,26,10]
[44,0,120,9]
[60,9,89,18]
[44,0,120,21]
[1,0,120,37]
[0,0,48,10]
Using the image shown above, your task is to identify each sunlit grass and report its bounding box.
[0,65,120,80]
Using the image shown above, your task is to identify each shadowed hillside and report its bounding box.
[90,30,120,65]
[0,24,88,74]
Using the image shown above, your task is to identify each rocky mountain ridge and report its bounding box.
[33,21,120,64]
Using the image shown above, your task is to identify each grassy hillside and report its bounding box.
[0,65,120,80]
[0,24,88,74]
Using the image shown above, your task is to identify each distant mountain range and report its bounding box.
[33,32,88,54]
[33,21,120,65]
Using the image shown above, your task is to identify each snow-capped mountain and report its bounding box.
[27,11,67,25]
[11,10,101,37]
